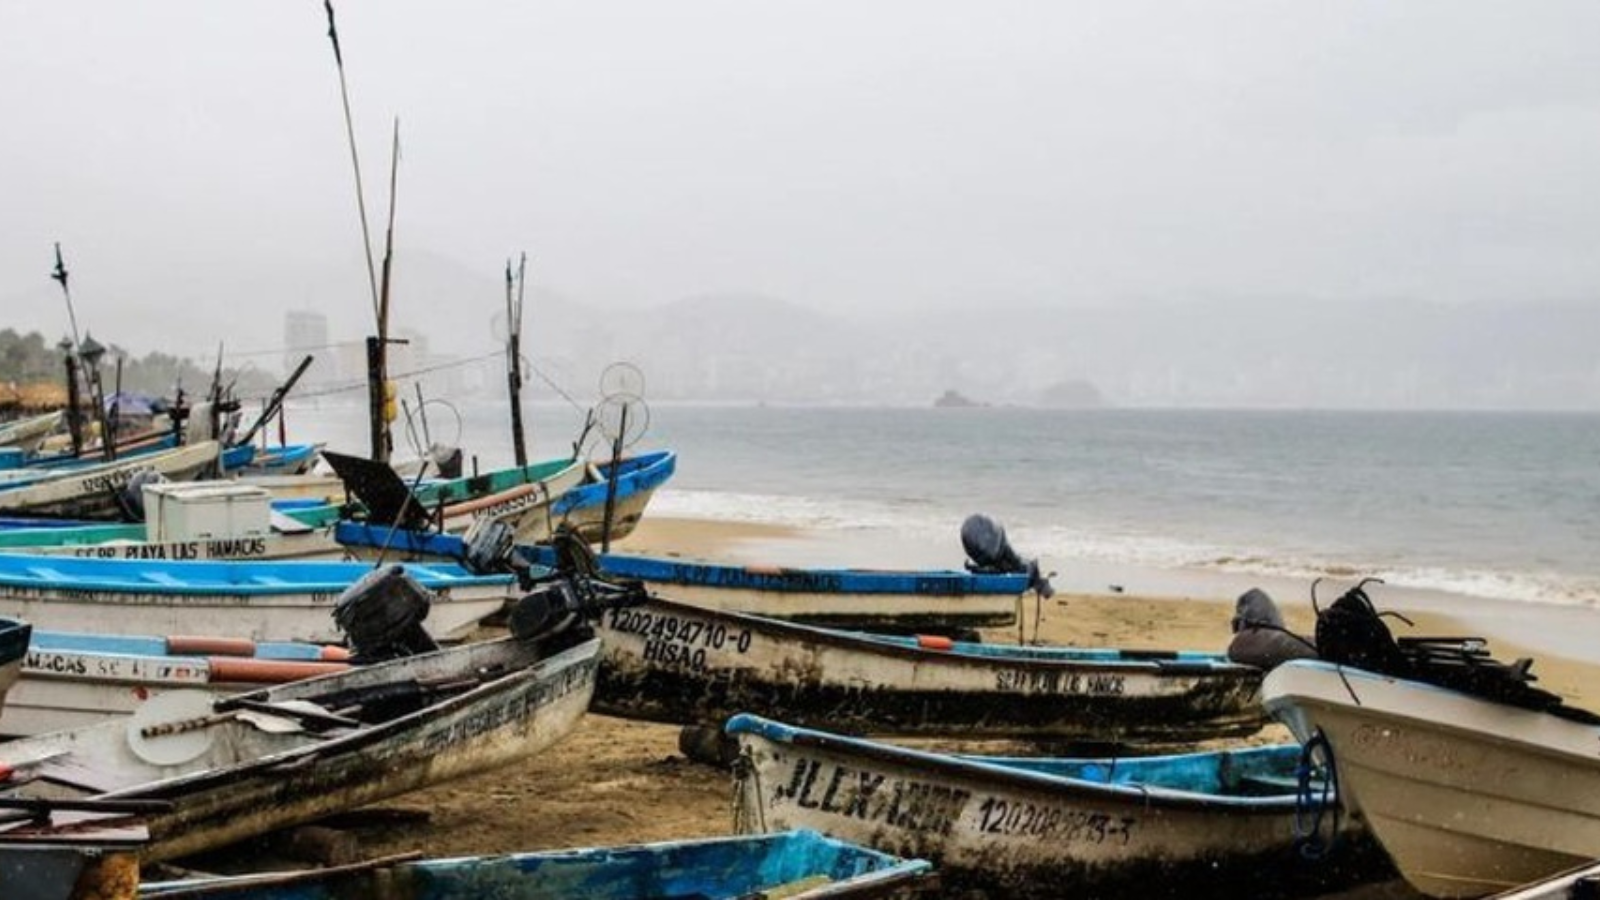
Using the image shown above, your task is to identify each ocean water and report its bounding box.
[284,399,1600,611]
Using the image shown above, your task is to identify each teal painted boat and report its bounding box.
[137,830,934,899]
[322,450,585,537]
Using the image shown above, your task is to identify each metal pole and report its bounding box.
[600,405,627,553]
[63,353,82,456]
[366,336,387,463]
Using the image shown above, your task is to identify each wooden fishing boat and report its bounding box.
[0,410,64,455]
[4,630,350,737]
[1262,658,1600,898]
[0,499,345,562]
[1489,860,1600,900]
[0,441,222,521]
[593,596,1266,741]
[511,449,676,543]
[321,449,586,537]
[0,555,520,643]
[335,523,1028,634]
[0,630,602,863]
[0,615,30,713]
[12,430,244,475]
[136,830,935,899]
[727,715,1385,898]
[231,442,322,476]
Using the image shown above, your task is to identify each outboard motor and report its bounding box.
[332,565,441,663]
[508,529,645,641]
[428,443,464,480]
[1227,587,1317,669]
[117,469,168,523]
[461,517,516,576]
[960,514,1055,598]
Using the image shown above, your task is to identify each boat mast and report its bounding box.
[506,253,529,468]
[322,1,399,463]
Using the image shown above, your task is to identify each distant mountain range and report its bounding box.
[37,246,1592,410]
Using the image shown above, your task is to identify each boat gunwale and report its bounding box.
[614,596,1254,674]
[728,714,1310,813]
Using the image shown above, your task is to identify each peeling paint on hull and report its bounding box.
[137,831,936,899]
[729,717,1389,899]
[593,598,1265,742]
[0,637,599,863]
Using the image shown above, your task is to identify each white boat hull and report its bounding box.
[0,636,599,862]
[0,576,509,644]
[1489,860,1600,899]
[1262,660,1600,898]
[512,484,658,544]
[0,410,64,454]
[0,442,221,520]
[629,580,1018,631]
[25,529,343,562]
[730,720,1378,897]
[595,597,1264,740]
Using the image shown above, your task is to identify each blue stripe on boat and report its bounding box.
[726,714,1309,806]
[551,450,676,515]
[522,544,1030,596]
[27,632,331,661]
[0,554,513,595]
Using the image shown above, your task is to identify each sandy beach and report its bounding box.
[189,514,1600,897]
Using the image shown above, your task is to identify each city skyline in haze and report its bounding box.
[2,2,1597,407]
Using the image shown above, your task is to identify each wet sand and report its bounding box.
[205,515,1600,897]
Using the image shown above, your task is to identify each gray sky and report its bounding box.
[3,2,1599,359]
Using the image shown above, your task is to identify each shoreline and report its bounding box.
[269,509,1598,900]
[617,513,1600,708]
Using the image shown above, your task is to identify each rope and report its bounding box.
[730,750,767,834]
[1293,727,1343,860]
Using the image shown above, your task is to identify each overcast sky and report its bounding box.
[2,2,1598,358]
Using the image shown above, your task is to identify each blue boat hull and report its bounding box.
[138,830,933,899]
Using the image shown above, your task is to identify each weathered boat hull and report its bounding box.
[512,450,675,543]
[0,410,64,455]
[1262,660,1600,899]
[593,597,1265,741]
[137,830,935,899]
[341,524,1025,633]
[0,442,222,521]
[0,555,515,643]
[0,636,600,863]
[1489,860,1600,900]
[728,715,1384,898]
[4,631,348,737]
[0,501,345,561]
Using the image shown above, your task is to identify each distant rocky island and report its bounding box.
[933,389,983,408]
